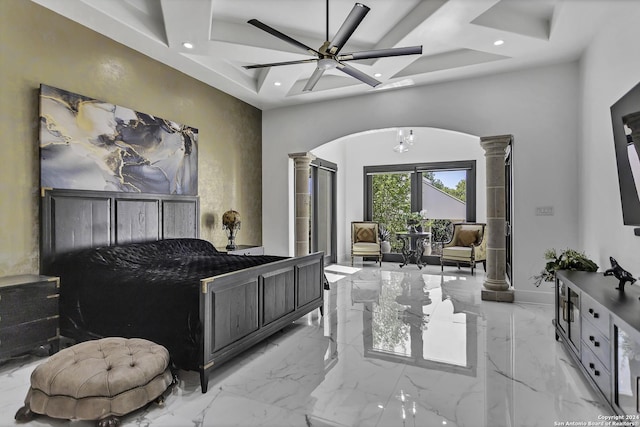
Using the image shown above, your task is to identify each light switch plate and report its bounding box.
[536,206,554,216]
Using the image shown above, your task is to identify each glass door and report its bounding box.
[615,324,640,414]
[365,161,477,264]
[310,158,337,265]
[420,169,470,256]
[505,142,513,285]
[370,172,412,256]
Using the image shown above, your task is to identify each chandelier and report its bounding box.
[393,129,415,153]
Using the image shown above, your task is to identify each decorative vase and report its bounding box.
[381,241,392,254]
[423,243,432,256]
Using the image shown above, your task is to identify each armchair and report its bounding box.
[351,221,382,266]
[440,222,487,275]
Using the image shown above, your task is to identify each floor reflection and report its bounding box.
[360,271,478,376]
[0,263,611,427]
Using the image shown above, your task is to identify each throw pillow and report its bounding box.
[457,229,478,247]
[355,225,376,243]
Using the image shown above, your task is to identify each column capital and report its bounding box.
[480,134,512,153]
[288,152,316,161]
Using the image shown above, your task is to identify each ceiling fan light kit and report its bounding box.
[245,1,423,92]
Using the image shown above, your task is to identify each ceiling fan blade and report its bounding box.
[243,59,318,70]
[338,45,423,61]
[303,67,326,92]
[336,62,381,87]
[327,3,370,55]
[248,19,321,56]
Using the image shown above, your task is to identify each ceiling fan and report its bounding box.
[244,1,423,92]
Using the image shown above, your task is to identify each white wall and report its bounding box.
[310,128,485,262]
[263,61,581,303]
[579,4,640,278]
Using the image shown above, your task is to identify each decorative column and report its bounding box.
[289,152,316,256]
[480,135,513,302]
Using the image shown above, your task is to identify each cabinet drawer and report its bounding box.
[582,347,611,400]
[582,345,611,400]
[0,283,59,327]
[0,317,58,357]
[582,317,611,369]
[581,292,609,336]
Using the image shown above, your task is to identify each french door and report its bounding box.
[505,142,513,285]
[310,158,337,265]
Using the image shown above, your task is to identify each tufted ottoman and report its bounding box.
[15,337,175,427]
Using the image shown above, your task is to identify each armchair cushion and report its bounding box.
[442,246,473,261]
[456,229,479,247]
[352,242,381,255]
[354,224,377,243]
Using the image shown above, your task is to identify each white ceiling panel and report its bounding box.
[31,0,618,110]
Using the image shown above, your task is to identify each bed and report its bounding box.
[40,189,324,392]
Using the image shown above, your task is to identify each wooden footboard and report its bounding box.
[198,252,324,392]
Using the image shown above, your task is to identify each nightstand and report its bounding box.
[224,245,265,256]
[0,274,60,359]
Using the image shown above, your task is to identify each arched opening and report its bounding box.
[296,127,484,263]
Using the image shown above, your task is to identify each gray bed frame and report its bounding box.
[40,188,324,392]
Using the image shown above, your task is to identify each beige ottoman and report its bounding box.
[15,337,174,427]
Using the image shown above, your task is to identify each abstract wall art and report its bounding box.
[39,84,198,195]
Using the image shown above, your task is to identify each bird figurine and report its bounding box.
[604,257,637,292]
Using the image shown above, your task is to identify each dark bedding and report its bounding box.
[48,238,286,370]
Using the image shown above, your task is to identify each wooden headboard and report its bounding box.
[40,188,199,272]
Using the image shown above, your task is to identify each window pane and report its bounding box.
[372,173,411,253]
[422,170,467,254]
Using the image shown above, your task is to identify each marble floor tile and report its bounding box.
[0,262,610,427]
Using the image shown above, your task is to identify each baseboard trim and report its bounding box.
[513,288,554,305]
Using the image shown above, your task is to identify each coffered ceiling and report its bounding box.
[31,0,615,110]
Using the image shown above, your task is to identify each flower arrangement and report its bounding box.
[222,210,241,230]
[222,210,241,250]
[405,210,433,232]
[533,248,598,286]
[406,212,424,226]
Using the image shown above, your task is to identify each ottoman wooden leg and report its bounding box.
[15,403,37,422]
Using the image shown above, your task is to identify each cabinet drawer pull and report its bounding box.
[588,336,600,347]
[589,362,595,369]
[594,369,600,376]
[588,308,599,319]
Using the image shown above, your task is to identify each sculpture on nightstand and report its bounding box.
[604,257,637,292]
[222,210,241,250]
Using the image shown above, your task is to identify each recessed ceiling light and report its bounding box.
[182,42,194,49]
[274,81,282,86]
[374,73,382,78]
[494,39,504,46]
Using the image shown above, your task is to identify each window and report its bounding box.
[365,161,476,257]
